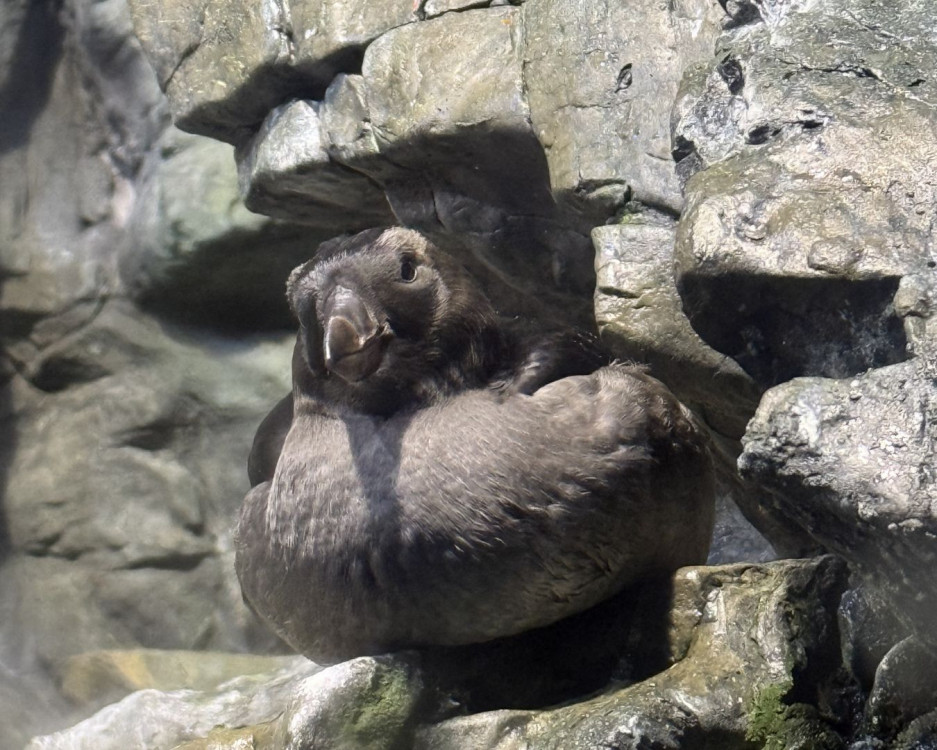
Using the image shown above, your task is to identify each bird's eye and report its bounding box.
[400,258,417,282]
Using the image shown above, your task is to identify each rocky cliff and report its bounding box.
[3,0,937,747]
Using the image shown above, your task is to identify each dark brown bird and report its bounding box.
[236,227,715,663]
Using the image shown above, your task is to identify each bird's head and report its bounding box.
[287,228,504,415]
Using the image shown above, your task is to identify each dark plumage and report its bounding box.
[236,227,715,663]
[245,228,609,486]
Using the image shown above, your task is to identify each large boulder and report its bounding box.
[740,324,937,654]
[124,126,339,331]
[673,0,932,389]
[668,0,937,571]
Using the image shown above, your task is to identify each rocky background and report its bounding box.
[2,0,936,747]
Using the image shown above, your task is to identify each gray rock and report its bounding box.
[671,0,937,586]
[233,7,599,305]
[892,710,937,750]
[708,491,777,565]
[364,8,527,147]
[419,557,850,749]
[127,0,416,143]
[0,663,77,750]
[319,73,382,168]
[0,0,30,93]
[523,0,724,220]
[10,0,937,743]
[421,0,491,19]
[125,125,342,330]
[839,587,911,692]
[27,558,852,750]
[58,649,301,711]
[863,636,937,741]
[673,0,937,388]
[0,300,293,672]
[362,7,557,235]
[289,0,416,77]
[740,350,937,653]
[236,98,393,228]
[28,657,418,750]
[0,0,164,319]
[443,557,849,750]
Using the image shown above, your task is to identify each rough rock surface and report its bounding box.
[673,0,932,389]
[29,558,854,750]
[0,0,314,744]
[126,0,417,143]
[417,559,852,750]
[675,0,937,684]
[1,300,294,668]
[5,0,937,744]
[124,127,340,330]
[29,657,326,750]
[740,337,937,658]
[524,0,724,219]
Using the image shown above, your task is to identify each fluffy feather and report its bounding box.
[236,228,715,663]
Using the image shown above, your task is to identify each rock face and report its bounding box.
[4,0,937,745]
[740,349,937,652]
[678,0,937,673]
[29,559,855,750]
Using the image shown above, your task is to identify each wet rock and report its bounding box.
[838,587,910,693]
[892,710,937,750]
[862,637,937,742]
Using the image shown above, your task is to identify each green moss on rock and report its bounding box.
[746,682,844,750]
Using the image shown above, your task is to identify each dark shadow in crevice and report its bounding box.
[182,45,367,147]
[138,123,602,337]
[679,273,907,387]
[0,0,65,155]
[418,575,676,713]
[128,224,329,334]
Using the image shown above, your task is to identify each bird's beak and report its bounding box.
[322,286,388,382]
